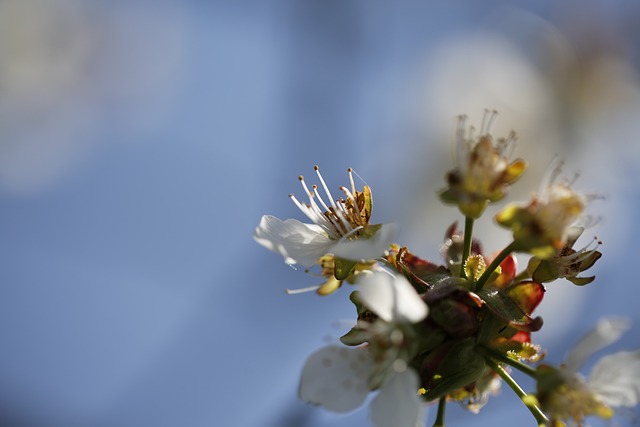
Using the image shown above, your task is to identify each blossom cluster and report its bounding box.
[254,111,640,427]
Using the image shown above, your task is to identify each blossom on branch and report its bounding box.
[253,166,396,291]
[299,271,428,427]
[536,318,640,426]
[495,159,591,258]
[439,110,526,219]
[253,110,639,427]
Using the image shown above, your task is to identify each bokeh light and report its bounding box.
[0,1,638,426]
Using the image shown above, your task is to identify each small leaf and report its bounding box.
[529,258,560,283]
[567,275,596,286]
[340,326,369,346]
[334,257,357,280]
[477,288,543,332]
[580,250,602,271]
[394,247,450,290]
[421,339,487,400]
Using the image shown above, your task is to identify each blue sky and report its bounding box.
[0,1,638,426]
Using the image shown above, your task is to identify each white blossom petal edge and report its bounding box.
[299,345,374,413]
[253,215,396,267]
[299,347,425,427]
[357,270,428,324]
[370,365,424,427]
[564,317,631,374]
[587,350,640,408]
[564,317,640,410]
[253,216,333,267]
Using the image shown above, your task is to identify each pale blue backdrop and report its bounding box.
[0,1,638,426]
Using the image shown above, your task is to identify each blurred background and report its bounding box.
[0,0,638,426]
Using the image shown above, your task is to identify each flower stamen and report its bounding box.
[480,108,498,136]
[340,186,362,224]
[315,165,338,209]
[347,168,357,196]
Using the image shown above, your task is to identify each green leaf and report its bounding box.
[529,258,560,283]
[476,288,543,332]
[334,257,357,280]
[394,247,450,290]
[421,339,487,400]
[567,275,596,286]
[340,327,369,346]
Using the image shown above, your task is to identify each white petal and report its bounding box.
[253,215,333,266]
[358,271,428,323]
[564,317,631,374]
[370,367,424,427]
[299,345,374,413]
[332,223,398,262]
[588,350,640,408]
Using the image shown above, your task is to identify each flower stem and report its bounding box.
[474,241,518,292]
[433,396,446,427]
[460,216,474,279]
[477,345,538,379]
[484,357,548,425]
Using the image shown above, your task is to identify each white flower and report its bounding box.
[357,269,428,324]
[299,271,428,427]
[567,318,640,409]
[563,317,631,375]
[538,317,640,424]
[254,166,396,267]
[495,158,592,258]
[587,350,640,408]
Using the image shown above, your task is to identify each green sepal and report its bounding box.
[348,290,368,315]
[495,205,558,259]
[421,338,488,401]
[476,309,517,344]
[340,327,369,346]
[334,257,357,280]
[394,247,450,291]
[438,187,458,205]
[476,288,543,332]
[567,275,596,286]
[527,257,559,283]
[535,364,564,395]
[359,223,381,239]
[340,291,372,346]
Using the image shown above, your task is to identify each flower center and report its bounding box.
[289,166,373,240]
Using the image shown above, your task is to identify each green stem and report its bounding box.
[460,216,474,279]
[474,241,518,292]
[477,345,538,379]
[433,396,446,427]
[484,357,548,425]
